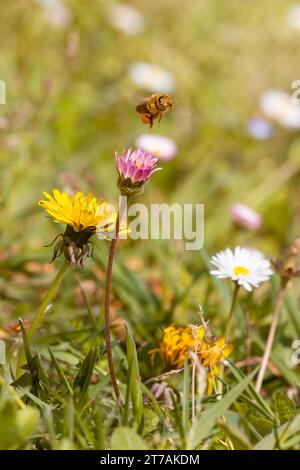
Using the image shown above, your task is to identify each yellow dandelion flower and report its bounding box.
[38,189,110,232]
[38,189,119,267]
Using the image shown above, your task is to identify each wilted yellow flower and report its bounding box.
[199,336,233,368]
[150,324,232,395]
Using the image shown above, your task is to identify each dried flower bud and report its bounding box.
[272,237,300,284]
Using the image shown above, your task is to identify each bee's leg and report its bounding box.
[147,114,153,128]
[141,113,153,127]
[157,114,163,127]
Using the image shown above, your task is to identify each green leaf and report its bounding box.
[94,402,106,450]
[272,391,296,425]
[73,347,97,407]
[218,420,252,450]
[188,370,256,449]
[48,346,73,396]
[228,361,274,420]
[284,294,300,338]
[0,390,38,450]
[111,426,146,450]
[235,401,273,436]
[125,323,144,431]
[254,414,300,450]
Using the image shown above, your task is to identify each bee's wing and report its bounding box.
[126,93,148,106]
[123,92,149,113]
[171,99,193,117]
[136,100,148,113]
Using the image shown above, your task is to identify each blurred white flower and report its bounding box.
[246,116,274,140]
[260,89,300,129]
[230,203,262,231]
[37,0,71,28]
[129,62,176,93]
[0,117,8,130]
[286,5,300,31]
[210,247,273,292]
[108,4,145,35]
[135,134,177,161]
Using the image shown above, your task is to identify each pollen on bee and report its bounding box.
[141,114,151,124]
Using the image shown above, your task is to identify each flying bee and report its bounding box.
[135,93,173,128]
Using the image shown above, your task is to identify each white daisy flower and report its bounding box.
[108,4,145,35]
[259,89,300,129]
[128,62,176,93]
[286,5,300,31]
[135,134,178,161]
[210,247,273,292]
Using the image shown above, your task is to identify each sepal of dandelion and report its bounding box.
[46,226,94,268]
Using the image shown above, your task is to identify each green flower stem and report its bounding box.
[225,282,240,340]
[218,283,240,398]
[104,213,121,403]
[29,258,69,339]
[16,258,69,378]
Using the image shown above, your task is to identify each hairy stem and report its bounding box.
[104,214,121,402]
[255,283,287,393]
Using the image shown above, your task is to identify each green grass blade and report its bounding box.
[125,322,144,431]
[188,370,256,449]
[182,361,190,434]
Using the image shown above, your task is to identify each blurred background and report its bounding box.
[1,0,300,364]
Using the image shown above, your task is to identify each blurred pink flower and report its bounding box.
[115,148,161,185]
[135,134,177,161]
[230,203,262,231]
[37,0,72,28]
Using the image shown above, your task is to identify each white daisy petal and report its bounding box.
[209,246,273,292]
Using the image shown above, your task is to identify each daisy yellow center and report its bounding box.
[233,266,250,276]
